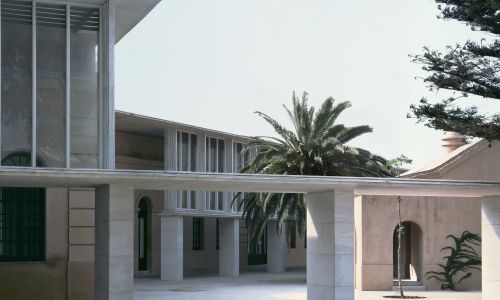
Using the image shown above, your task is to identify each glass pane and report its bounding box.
[190,134,197,172]
[181,132,188,171]
[210,192,216,210]
[190,191,196,209]
[209,138,216,172]
[36,3,66,167]
[205,137,209,171]
[217,192,224,211]
[70,6,99,168]
[181,190,188,208]
[1,0,33,166]
[217,139,224,172]
[176,132,181,170]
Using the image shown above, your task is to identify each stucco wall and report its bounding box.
[441,141,500,181]
[356,195,481,291]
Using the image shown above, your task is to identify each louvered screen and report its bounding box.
[71,6,99,32]
[1,0,32,25]
[36,2,65,28]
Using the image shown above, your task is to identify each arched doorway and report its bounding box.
[138,197,151,272]
[393,221,423,282]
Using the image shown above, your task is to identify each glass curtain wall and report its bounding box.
[177,131,197,209]
[205,136,225,211]
[1,0,33,166]
[0,0,100,168]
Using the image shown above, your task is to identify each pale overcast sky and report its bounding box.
[115,0,499,168]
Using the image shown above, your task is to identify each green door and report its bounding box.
[138,198,149,271]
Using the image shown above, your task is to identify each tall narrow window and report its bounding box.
[232,142,251,212]
[70,6,99,168]
[192,217,204,251]
[176,131,197,209]
[36,3,66,167]
[1,0,33,166]
[206,137,225,211]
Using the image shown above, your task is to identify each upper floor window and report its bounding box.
[233,142,251,212]
[1,1,101,168]
[177,131,197,209]
[206,137,225,210]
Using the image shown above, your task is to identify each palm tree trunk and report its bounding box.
[398,200,405,298]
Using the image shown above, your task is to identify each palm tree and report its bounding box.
[236,92,392,242]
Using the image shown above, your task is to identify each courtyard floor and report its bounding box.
[134,270,481,300]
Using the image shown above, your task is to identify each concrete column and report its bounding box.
[219,219,240,277]
[307,190,354,300]
[95,185,134,300]
[267,220,287,273]
[481,196,500,299]
[160,215,184,280]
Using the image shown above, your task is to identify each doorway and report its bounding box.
[393,221,423,282]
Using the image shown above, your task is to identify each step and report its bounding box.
[392,285,426,292]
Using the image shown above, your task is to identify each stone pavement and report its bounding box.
[134,270,481,300]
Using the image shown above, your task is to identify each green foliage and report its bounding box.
[236,92,393,242]
[409,0,500,140]
[425,231,481,290]
[388,155,413,176]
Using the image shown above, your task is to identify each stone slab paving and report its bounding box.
[134,270,481,300]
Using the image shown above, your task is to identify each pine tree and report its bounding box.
[409,0,499,140]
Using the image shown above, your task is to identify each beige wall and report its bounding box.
[356,140,499,291]
[356,195,481,291]
[441,141,500,181]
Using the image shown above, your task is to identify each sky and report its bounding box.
[115,0,499,168]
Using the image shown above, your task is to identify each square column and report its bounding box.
[95,185,134,300]
[481,196,500,299]
[160,215,184,280]
[219,219,240,277]
[267,220,287,273]
[307,190,354,300]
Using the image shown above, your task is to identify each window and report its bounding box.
[206,137,225,211]
[177,131,197,209]
[232,142,251,212]
[0,187,45,262]
[192,217,204,251]
[1,1,101,168]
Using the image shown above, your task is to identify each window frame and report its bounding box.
[176,130,198,209]
[205,136,225,211]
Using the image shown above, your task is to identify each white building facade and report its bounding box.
[0,1,500,300]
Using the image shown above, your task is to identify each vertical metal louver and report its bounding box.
[70,6,99,32]
[36,2,66,28]
[1,0,33,25]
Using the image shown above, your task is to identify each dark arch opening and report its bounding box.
[393,221,423,282]
[138,197,151,272]
[2,151,45,167]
